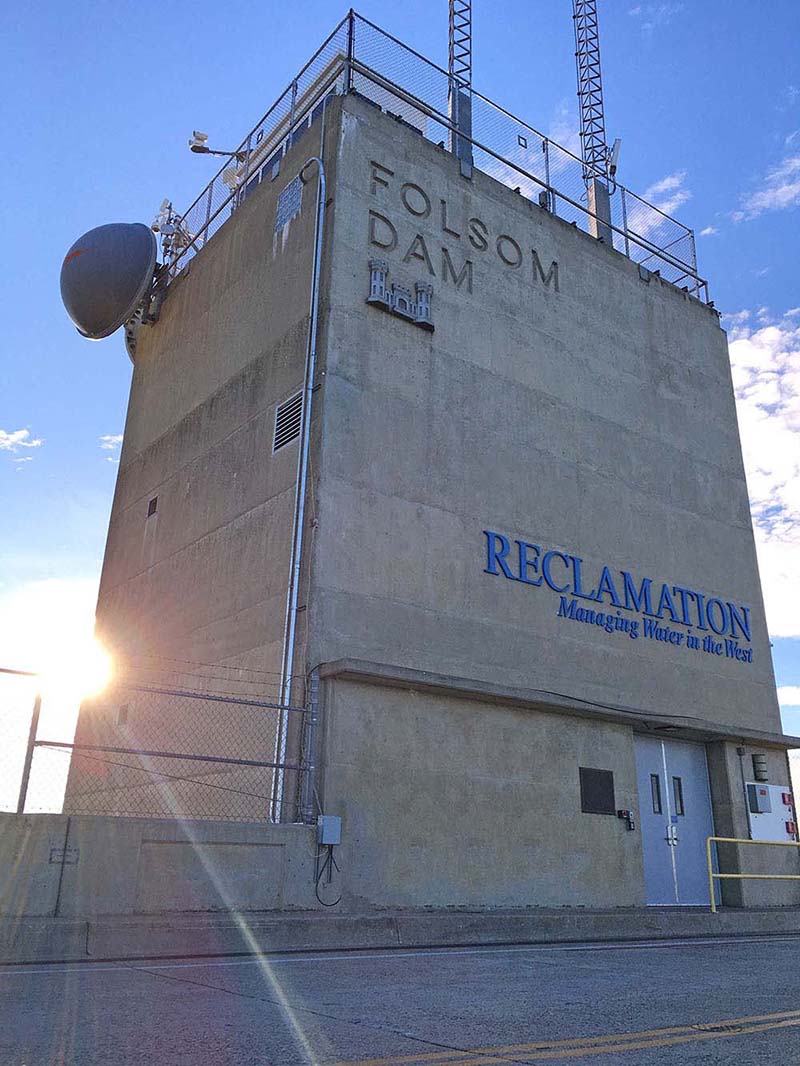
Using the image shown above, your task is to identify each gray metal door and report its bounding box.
[635,736,715,905]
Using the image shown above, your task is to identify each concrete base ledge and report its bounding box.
[3,907,800,965]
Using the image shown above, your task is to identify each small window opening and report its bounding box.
[147,496,158,517]
[650,773,662,814]
[117,704,129,726]
[672,776,685,816]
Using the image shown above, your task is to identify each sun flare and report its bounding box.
[38,638,113,703]
[0,578,113,705]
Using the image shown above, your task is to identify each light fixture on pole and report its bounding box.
[188,131,246,163]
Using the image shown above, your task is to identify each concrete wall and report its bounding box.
[308,94,781,739]
[65,105,343,817]
[321,677,644,909]
[92,118,328,681]
[707,742,800,906]
[0,815,319,917]
[315,672,800,910]
[303,96,790,909]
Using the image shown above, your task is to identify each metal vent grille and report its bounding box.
[579,767,616,815]
[273,391,303,452]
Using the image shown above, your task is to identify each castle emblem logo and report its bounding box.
[366,259,434,332]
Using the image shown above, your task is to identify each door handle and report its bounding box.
[664,824,679,846]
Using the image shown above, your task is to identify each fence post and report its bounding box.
[543,138,553,215]
[202,183,213,247]
[621,187,630,259]
[299,671,320,825]
[689,229,698,294]
[344,9,355,93]
[242,131,253,190]
[289,79,298,139]
[16,693,41,814]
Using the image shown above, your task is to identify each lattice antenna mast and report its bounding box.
[572,0,609,179]
[449,0,472,90]
[448,0,473,165]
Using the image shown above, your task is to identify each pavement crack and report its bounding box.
[130,965,485,1062]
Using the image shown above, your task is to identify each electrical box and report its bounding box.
[746,782,796,842]
[747,783,772,814]
[316,814,342,846]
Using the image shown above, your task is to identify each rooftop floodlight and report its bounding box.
[188,130,246,162]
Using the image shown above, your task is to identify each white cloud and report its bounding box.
[628,172,693,247]
[548,99,581,161]
[99,434,123,465]
[0,428,43,453]
[779,687,800,707]
[723,310,751,327]
[737,154,800,220]
[729,309,800,637]
[628,2,683,34]
[699,225,717,237]
[642,171,692,216]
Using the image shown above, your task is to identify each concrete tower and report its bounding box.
[64,15,798,911]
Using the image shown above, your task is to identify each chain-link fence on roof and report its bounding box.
[160,11,706,301]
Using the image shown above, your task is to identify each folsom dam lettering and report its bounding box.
[368,160,559,295]
[484,529,755,665]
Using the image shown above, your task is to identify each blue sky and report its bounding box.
[1,1,799,732]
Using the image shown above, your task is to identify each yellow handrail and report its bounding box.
[706,836,800,912]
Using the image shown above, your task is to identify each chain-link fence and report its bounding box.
[162,17,351,280]
[161,11,706,300]
[3,671,318,826]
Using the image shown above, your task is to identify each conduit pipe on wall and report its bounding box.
[272,153,327,823]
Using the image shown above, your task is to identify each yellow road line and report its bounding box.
[335,1008,800,1066]
[441,1019,800,1061]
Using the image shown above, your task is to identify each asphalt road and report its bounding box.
[3,934,800,1065]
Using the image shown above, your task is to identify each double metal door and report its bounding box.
[635,736,715,905]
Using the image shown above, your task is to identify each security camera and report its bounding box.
[189,131,210,154]
[151,199,174,233]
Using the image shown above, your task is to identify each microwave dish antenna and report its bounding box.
[60,222,157,341]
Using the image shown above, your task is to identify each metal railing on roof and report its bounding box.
[162,11,707,302]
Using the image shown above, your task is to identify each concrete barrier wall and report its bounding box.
[0,814,320,918]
